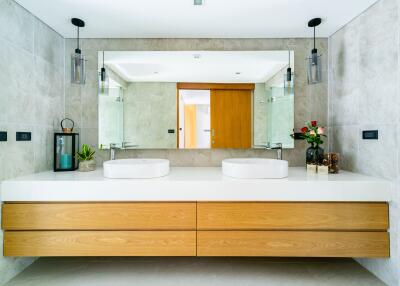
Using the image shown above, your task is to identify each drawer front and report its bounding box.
[197,203,389,231]
[4,231,196,257]
[2,203,196,230]
[197,231,389,258]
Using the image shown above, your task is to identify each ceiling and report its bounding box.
[102,51,292,83]
[15,0,379,38]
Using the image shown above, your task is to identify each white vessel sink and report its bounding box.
[103,159,170,179]
[222,158,288,179]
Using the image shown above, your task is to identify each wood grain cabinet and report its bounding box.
[1,202,390,258]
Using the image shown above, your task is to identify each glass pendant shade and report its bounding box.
[284,70,294,94]
[71,50,86,84]
[306,18,322,85]
[307,49,322,84]
[99,67,109,95]
[70,18,86,85]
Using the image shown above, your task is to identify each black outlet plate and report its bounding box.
[16,132,31,141]
[362,130,378,140]
[168,129,175,134]
[0,131,7,141]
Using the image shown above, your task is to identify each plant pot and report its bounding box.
[306,146,324,165]
[79,160,96,172]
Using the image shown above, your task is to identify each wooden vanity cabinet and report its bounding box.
[2,202,390,258]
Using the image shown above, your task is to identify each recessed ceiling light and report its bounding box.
[193,54,201,59]
[194,0,203,6]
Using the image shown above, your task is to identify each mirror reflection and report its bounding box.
[98,51,294,150]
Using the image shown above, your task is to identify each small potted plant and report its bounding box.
[293,121,327,165]
[77,144,96,172]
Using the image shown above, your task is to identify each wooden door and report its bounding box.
[211,89,252,148]
[184,105,197,148]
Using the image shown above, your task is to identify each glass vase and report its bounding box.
[306,145,324,165]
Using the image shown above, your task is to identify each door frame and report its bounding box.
[176,83,255,148]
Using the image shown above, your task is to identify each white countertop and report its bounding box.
[0,167,392,202]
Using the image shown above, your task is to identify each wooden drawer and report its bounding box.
[197,231,389,258]
[2,203,196,230]
[4,231,196,257]
[197,203,389,231]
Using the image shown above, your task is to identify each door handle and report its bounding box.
[211,129,215,137]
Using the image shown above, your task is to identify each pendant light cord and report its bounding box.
[77,26,80,51]
[313,27,316,50]
[103,51,105,68]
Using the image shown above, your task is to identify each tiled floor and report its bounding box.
[5,258,385,286]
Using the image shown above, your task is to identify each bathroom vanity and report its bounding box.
[1,167,391,258]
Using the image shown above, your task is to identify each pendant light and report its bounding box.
[71,18,86,84]
[99,51,109,95]
[284,50,294,92]
[306,18,322,84]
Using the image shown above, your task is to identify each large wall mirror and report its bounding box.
[98,51,294,150]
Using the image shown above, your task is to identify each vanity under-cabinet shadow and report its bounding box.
[5,257,385,286]
[98,51,295,150]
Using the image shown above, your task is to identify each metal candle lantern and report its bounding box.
[54,119,79,171]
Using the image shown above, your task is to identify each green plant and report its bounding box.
[77,144,95,161]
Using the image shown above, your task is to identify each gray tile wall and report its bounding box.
[0,0,65,284]
[328,0,400,284]
[64,38,328,166]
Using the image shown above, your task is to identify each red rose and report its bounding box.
[301,127,308,133]
[311,121,317,127]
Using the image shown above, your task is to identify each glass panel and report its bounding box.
[98,87,124,149]
[55,135,73,170]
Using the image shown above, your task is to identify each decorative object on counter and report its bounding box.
[60,118,74,133]
[317,165,329,175]
[292,120,327,166]
[54,133,79,172]
[325,153,340,174]
[71,18,86,84]
[306,18,322,85]
[306,164,317,174]
[77,144,96,172]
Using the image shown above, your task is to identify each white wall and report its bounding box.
[0,0,65,284]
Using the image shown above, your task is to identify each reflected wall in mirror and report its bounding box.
[98,51,294,150]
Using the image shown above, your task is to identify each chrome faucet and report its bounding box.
[271,143,283,160]
[109,143,120,160]
[254,143,283,160]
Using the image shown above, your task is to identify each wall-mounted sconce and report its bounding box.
[306,18,322,84]
[71,18,86,84]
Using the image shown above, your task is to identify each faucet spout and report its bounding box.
[254,143,283,160]
[271,143,283,160]
[109,143,120,160]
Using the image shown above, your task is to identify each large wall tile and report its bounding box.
[0,1,65,284]
[0,0,34,53]
[33,18,64,67]
[329,0,400,284]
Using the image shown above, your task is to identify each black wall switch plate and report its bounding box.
[0,131,7,141]
[16,132,31,141]
[362,130,378,140]
[168,129,175,134]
